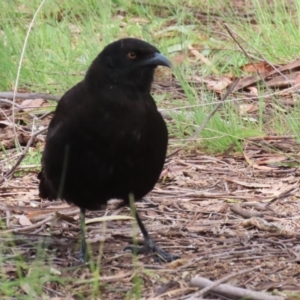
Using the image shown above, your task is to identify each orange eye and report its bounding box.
[128,51,137,59]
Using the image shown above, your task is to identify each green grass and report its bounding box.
[0,235,64,299]
[2,0,300,154]
[2,0,300,298]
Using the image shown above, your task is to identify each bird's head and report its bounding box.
[85,38,172,93]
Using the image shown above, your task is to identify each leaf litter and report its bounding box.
[1,116,300,299]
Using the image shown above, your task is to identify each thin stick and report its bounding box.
[188,271,284,300]
[3,215,55,233]
[0,92,60,101]
[11,0,47,148]
[167,79,239,158]
[188,78,239,141]
[0,98,37,118]
[224,23,291,87]
[188,266,261,298]
[0,127,47,184]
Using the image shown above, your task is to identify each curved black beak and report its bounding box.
[141,52,172,68]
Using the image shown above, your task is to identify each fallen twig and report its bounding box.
[167,79,239,158]
[187,266,261,299]
[224,23,291,92]
[188,78,239,141]
[230,203,264,218]
[0,91,60,101]
[0,98,37,118]
[246,135,296,141]
[0,127,47,184]
[4,215,55,233]
[188,272,284,300]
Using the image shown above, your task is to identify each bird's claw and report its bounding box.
[78,238,90,263]
[124,241,179,263]
[79,252,89,263]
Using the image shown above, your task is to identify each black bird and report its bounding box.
[38,38,179,263]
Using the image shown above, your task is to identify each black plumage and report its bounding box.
[38,38,179,262]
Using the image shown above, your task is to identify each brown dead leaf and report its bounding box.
[167,258,189,269]
[266,73,297,88]
[27,209,56,219]
[188,45,219,75]
[243,151,276,170]
[255,156,287,165]
[0,128,30,149]
[241,62,273,74]
[246,86,258,95]
[294,73,300,86]
[21,98,45,109]
[47,203,72,209]
[18,215,32,226]
[206,77,232,93]
[239,103,259,115]
[232,74,260,92]
[242,217,293,236]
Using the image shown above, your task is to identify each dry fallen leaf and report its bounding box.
[188,45,219,75]
[206,77,231,92]
[238,103,259,115]
[243,151,276,170]
[21,98,45,109]
[255,156,287,165]
[241,61,273,74]
[246,86,258,95]
[294,73,300,86]
[18,215,33,226]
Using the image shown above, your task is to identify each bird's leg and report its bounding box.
[79,208,89,262]
[124,206,180,263]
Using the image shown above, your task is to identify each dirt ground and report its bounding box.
[1,135,300,299]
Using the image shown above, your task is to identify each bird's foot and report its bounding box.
[78,240,90,263]
[124,238,179,263]
[79,251,90,263]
